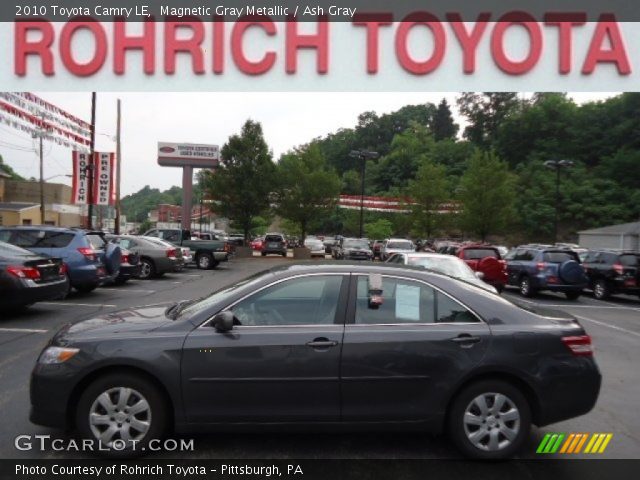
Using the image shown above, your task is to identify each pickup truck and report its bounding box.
[142,228,230,269]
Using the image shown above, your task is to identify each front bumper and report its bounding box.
[30,363,79,429]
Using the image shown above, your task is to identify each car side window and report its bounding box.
[164,231,180,242]
[231,275,344,327]
[436,293,479,323]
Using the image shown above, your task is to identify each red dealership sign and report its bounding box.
[71,151,116,206]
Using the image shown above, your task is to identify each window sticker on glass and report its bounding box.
[395,284,420,321]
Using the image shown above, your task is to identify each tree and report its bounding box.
[274,144,341,244]
[202,119,276,242]
[458,150,516,241]
[0,155,24,180]
[365,218,394,239]
[407,159,449,238]
[457,93,520,149]
[432,98,459,141]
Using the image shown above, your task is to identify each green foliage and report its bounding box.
[0,155,24,180]
[408,159,449,238]
[364,218,394,240]
[275,144,341,243]
[432,98,459,141]
[202,120,276,242]
[458,150,516,241]
[457,93,520,148]
[120,185,183,223]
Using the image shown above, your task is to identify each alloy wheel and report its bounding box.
[463,393,521,452]
[89,387,151,447]
[198,254,211,269]
[139,261,152,279]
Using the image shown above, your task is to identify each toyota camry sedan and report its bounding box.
[30,263,601,459]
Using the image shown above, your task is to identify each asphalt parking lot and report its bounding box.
[1,256,639,460]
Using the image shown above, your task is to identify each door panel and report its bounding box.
[181,274,347,423]
[340,275,491,422]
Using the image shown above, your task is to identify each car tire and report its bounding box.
[565,291,581,300]
[495,284,505,294]
[448,379,531,460]
[261,252,266,257]
[138,259,155,280]
[281,252,287,257]
[75,284,97,294]
[196,253,213,270]
[593,279,610,300]
[76,373,167,457]
[519,276,535,297]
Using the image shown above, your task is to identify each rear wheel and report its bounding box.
[565,291,581,300]
[448,380,531,460]
[196,253,213,270]
[519,276,535,297]
[495,284,504,294]
[593,279,610,300]
[261,252,267,257]
[76,373,167,457]
[138,259,155,280]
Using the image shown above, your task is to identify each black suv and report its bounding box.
[582,250,639,300]
[504,245,587,299]
[261,233,287,257]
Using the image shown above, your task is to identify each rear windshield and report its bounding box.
[0,241,32,256]
[387,241,413,249]
[462,248,499,260]
[0,230,74,248]
[619,254,639,267]
[265,235,283,242]
[344,240,369,248]
[543,251,579,263]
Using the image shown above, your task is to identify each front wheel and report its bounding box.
[519,277,535,297]
[448,380,531,460]
[76,373,167,457]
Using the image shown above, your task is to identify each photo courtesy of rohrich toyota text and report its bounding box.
[0,0,639,479]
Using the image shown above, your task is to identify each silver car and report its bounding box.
[304,238,326,257]
[380,238,415,261]
[386,252,497,293]
[111,235,184,280]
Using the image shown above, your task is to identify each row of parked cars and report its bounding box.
[0,226,233,311]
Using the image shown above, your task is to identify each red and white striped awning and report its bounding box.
[338,195,458,214]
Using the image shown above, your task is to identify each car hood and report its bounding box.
[53,305,173,343]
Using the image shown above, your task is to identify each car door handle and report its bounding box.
[306,338,339,348]
[451,335,481,346]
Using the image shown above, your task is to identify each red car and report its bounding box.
[251,237,264,251]
[455,244,508,293]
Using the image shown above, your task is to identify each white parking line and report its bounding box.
[99,288,156,293]
[0,327,47,333]
[573,314,640,339]
[38,302,117,307]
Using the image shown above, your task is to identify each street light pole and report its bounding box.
[349,150,379,238]
[544,159,574,243]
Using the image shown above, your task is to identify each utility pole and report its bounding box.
[115,98,122,234]
[544,159,574,243]
[87,92,97,229]
[39,113,45,224]
[349,150,379,238]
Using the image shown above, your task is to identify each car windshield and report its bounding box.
[175,270,271,319]
[388,241,413,250]
[407,256,477,281]
[344,240,369,249]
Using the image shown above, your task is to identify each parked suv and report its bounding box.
[261,233,287,257]
[455,244,508,293]
[504,245,587,299]
[582,250,640,300]
[0,227,120,293]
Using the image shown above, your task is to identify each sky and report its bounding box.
[0,92,617,197]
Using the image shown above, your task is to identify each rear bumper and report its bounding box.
[0,277,69,307]
[213,252,230,262]
[68,264,108,288]
[535,359,601,426]
[118,264,141,280]
[533,275,586,292]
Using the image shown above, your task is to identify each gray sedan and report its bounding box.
[110,235,183,280]
[30,263,600,460]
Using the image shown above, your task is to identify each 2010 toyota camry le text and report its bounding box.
[30,263,601,460]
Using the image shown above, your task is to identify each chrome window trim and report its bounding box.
[199,272,348,329]
[353,273,486,325]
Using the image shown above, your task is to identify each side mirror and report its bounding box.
[475,271,485,280]
[212,311,234,332]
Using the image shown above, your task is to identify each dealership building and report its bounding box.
[578,221,640,250]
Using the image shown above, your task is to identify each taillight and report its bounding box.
[613,263,624,275]
[224,242,231,252]
[7,266,41,280]
[121,254,129,264]
[77,247,98,261]
[59,263,68,275]
[562,335,593,356]
[536,262,547,272]
[166,248,176,258]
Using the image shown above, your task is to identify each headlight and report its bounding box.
[38,346,79,364]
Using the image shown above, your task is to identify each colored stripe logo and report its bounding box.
[536,433,612,454]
